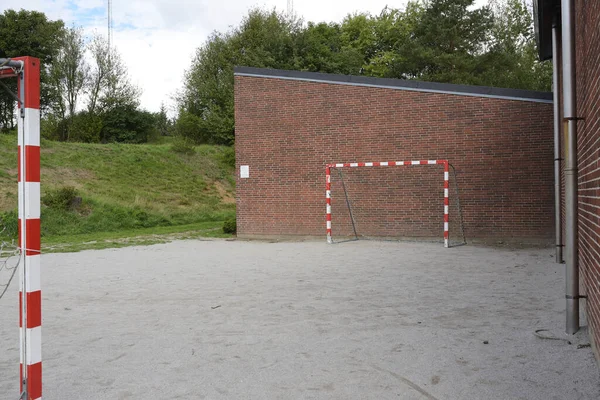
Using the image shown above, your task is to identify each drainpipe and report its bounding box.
[561,0,579,335]
[552,22,563,265]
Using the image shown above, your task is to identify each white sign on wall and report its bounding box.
[240,165,250,178]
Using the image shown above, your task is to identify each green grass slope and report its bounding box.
[0,133,235,251]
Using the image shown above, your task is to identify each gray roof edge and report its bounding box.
[234,66,553,104]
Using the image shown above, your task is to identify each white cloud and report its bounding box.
[2,0,489,114]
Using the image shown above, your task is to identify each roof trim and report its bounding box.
[234,67,553,104]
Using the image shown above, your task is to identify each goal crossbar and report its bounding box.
[326,160,449,247]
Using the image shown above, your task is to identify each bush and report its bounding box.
[219,146,235,168]
[100,105,157,143]
[42,186,79,211]
[170,137,196,155]
[69,111,103,143]
[223,218,236,234]
[174,110,207,143]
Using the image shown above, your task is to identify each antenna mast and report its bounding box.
[107,0,113,50]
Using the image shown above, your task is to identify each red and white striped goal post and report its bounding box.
[325,160,450,248]
[2,56,42,400]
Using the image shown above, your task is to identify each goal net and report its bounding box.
[326,160,465,247]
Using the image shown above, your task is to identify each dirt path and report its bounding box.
[1,240,598,399]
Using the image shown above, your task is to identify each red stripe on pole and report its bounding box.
[14,57,41,110]
[357,162,365,167]
[326,214,331,221]
[17,145,40,182]
[444,198,449,205]
[26,290,42,328]
[326,198,331,205]
[420,160,428,165]
[18,219,41,255]
[444,231,449,239]
[19,291,42,328]
[25,146,40,182]
[444,180,449,189]
[444,214,449,222]
[27,362,42,399]
[372,162,380,167]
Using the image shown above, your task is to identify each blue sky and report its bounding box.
[1,0,487,113]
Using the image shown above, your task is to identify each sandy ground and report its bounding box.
[1,240,599,399]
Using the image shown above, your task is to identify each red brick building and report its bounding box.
[235,67,553,243]
[535,0,600,362]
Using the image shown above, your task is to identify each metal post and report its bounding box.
[337,169,359,240]
[16,56,42,400]
[443,161,449,248]
[561,0,579,335]
[18,67,28,400]
[552,24,563,264]
[326,166,332,243]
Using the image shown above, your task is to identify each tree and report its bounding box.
[179,9,301,145]
[478,0,552,91]
[0,9,65,128]
[390,0,493,84]
[156,102,170,136]
[88,34,139,115]
[294,21,363,75]
[48,26,89,132]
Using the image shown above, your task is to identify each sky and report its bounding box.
[1,0,487,114]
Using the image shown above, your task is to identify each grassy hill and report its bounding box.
[0,133,235,251]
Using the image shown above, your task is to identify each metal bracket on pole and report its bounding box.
[19,378,27,400]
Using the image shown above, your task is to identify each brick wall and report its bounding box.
[575,0,600,361]
[235,69,554,243]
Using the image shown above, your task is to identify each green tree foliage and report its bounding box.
[156,103,171,136]
[99,105,157,143]
[479,0,552,91]
[88,35,140,115]
[179,0,552,145]
[0,9,65,129]
[42,32,149,143]
[48,26,89,134]
[179,9,300,145]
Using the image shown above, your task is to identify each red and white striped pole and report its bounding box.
[326,165,332,243]
[17,56,42,400]
[442,161,449,248]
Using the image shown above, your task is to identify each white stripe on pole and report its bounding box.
[25,327,42,365]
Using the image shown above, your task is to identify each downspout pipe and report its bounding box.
[561,0,579,335]
[552,22,563,265]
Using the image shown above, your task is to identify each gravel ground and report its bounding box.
[1,240,599,399]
